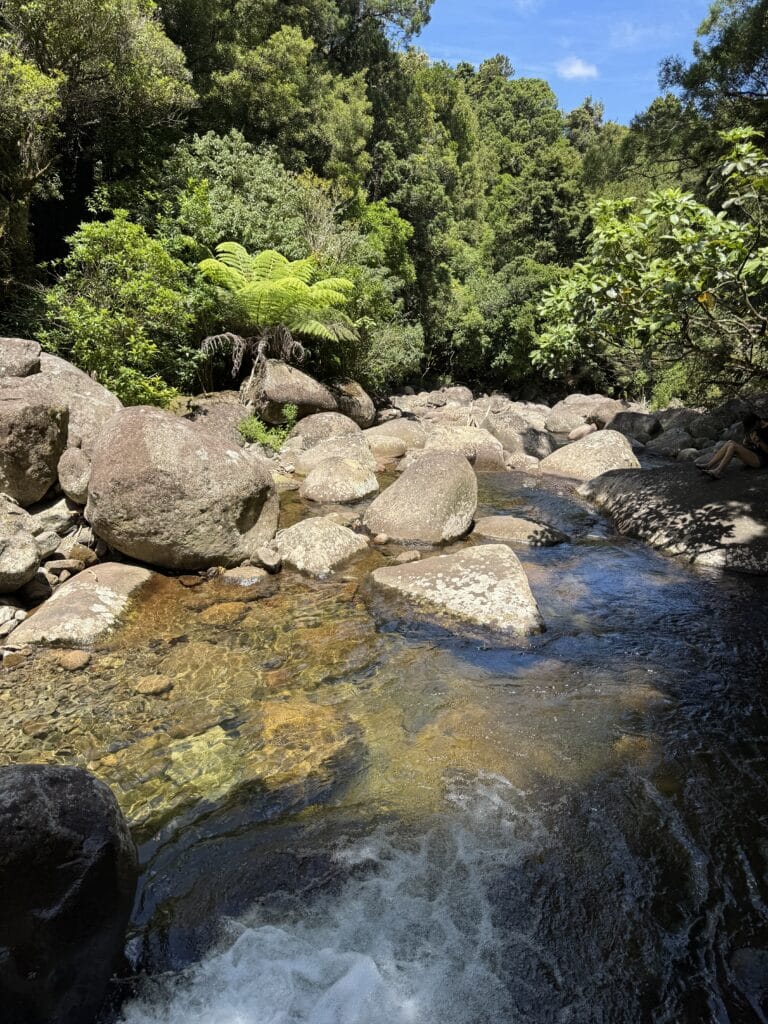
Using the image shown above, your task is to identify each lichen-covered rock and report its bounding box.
[181,391,250,447]
[331,380,376,427]
[370,544,544,637]
[363,419,427,451]
[57,447,91,504]
[248,359,338,424]
[484,408,554,459]
[287,411,361,449]
[37,353,122,452]
[276,517,369,576]
[545,394,627,434]
[363,451,477,544]
[363,432,407,459]
[6,562,153,646]
[0,496,40,594]
[424,424,506,471]
[539,430,640,482]
[0,336,40,377]
[293,433,377,476]
[0,764,137,1024]
[86,406,278,569]
[299,457,379,504]
[473,516,569,547]
[0,379,68,506]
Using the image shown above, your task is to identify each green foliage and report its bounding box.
[534,131,768,402]
[238,404,298,450]
[39,212,208,405]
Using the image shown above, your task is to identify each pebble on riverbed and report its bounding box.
[53,650,91,672]
[134,674,174,696]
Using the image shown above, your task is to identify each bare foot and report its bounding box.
[705,468,721,480]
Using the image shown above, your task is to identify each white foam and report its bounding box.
[120,775,546,1024]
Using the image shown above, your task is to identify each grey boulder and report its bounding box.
[247,359,338,424]
[473,515,569,547]
[294,433,377,476]
[363,451,477,544]
[86,406,278,570]
[0,378,68,506]
[299,457,379,504]
[0,336,41,377]
[331,380,376,427]
[370,544,544,637]
[0,496,40,593]
[288,411,361,449]
[37,353,122,453]
[539,430,640,482]
[57,447,91,505]
[276,517,369,576]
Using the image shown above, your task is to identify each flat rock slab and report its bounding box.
[370,544,544,637]
[473,516,569,547]
[580,464,768,574]
[6,563,153,647]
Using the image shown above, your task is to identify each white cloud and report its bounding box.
[557,56,599,80]
[609,21,678,50]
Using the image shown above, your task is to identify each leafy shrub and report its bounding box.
[238,404,298,450]
[39,212,211,405]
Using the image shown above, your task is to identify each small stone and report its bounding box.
[198,601,247,625]
[394,550,421,564]
[2,650,30,669]
[64,543,98,566]
[44,558,85,575]
[134,674,174,696]
[0,620,18,638]
[254,545,282,574]
[373,534,390,545]
[54,650,91,672]
[178,575,204,588]
[21,720,50,739]
[221,566,269,586]
[35,531,61,559]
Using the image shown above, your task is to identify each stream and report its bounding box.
[9,471,768,1023]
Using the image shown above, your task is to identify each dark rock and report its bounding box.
[0,764,137,1024]
[0,380,69,507]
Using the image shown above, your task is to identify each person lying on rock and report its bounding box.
[696,413,768,479]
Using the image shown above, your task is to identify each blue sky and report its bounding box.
[417,0,714,123]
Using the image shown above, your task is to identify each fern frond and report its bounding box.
[250,249,291,281]
[214,242,255,278]
[198,258,245,291]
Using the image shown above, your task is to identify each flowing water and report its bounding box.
[8,473,768,1023]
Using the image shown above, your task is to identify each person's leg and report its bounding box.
[699,442,732,470]
[706,443,760,478]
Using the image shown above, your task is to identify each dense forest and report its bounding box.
[1,0,767,407]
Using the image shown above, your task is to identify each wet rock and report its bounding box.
[370,544,544,637]
[580,463,768,574]
[57,447,91,504]
[0,336,41,377]
[0,380,69,507]
[7,563,153,646]
[53,649,91,671]
[221,566,270,586]
[198,601,248,625]
[86,406,279,570]
[331,380,376,427]
[254,544,282,574]
[393,550,421,564]
[293,433,376,476]
[0,496,40,594]
[299,457,379,504]
[287,411,361,449]
[134,674,174,696]
[0,764,137,1024]
[247,359,338,424]
[363,451,477,544]
[276,517,369,576]
[473,516,569,547]
[539,430,640,482]
[178,575,204,588]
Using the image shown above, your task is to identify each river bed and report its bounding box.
[5,472,768,1022]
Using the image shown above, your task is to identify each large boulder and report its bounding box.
[7,562,153,646]
[545,394,626,434]
[331,380,376,427]
[276,517,369,576]
[484,409,554,459]
[181,391,249,447]
[57,448,91,505]
[645,428,696,458]
[363,451,477,544]
[580,464,768,574]
[0,336,40,377]
[539,430,640,482]
[299,458,379,504]
[86,407,279,570]
[0,496,40,594]
[293,433,377,476]
[423,425,506,471]
[473,515,569,547]
[37,353,122,453]
[287,411,361,449]
[248,359,338,424]
[363,419,427,451]
[369,545,544,637]
[0,379,68,506]
[0,765,137,1024]
[605,410,661,444]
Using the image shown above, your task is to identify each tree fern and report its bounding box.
[199,243,357,393]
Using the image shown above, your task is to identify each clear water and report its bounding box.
[86,473,768,1022]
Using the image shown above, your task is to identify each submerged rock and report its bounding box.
[0,764,137,1024]
[276,517,369,576]
[580,463,768,574]
[363,451,477,544]
[370,544,544,637]
[473,516,569,547]
[86,406,279,570]
[7,562,153,646]
[539,430,640,482]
